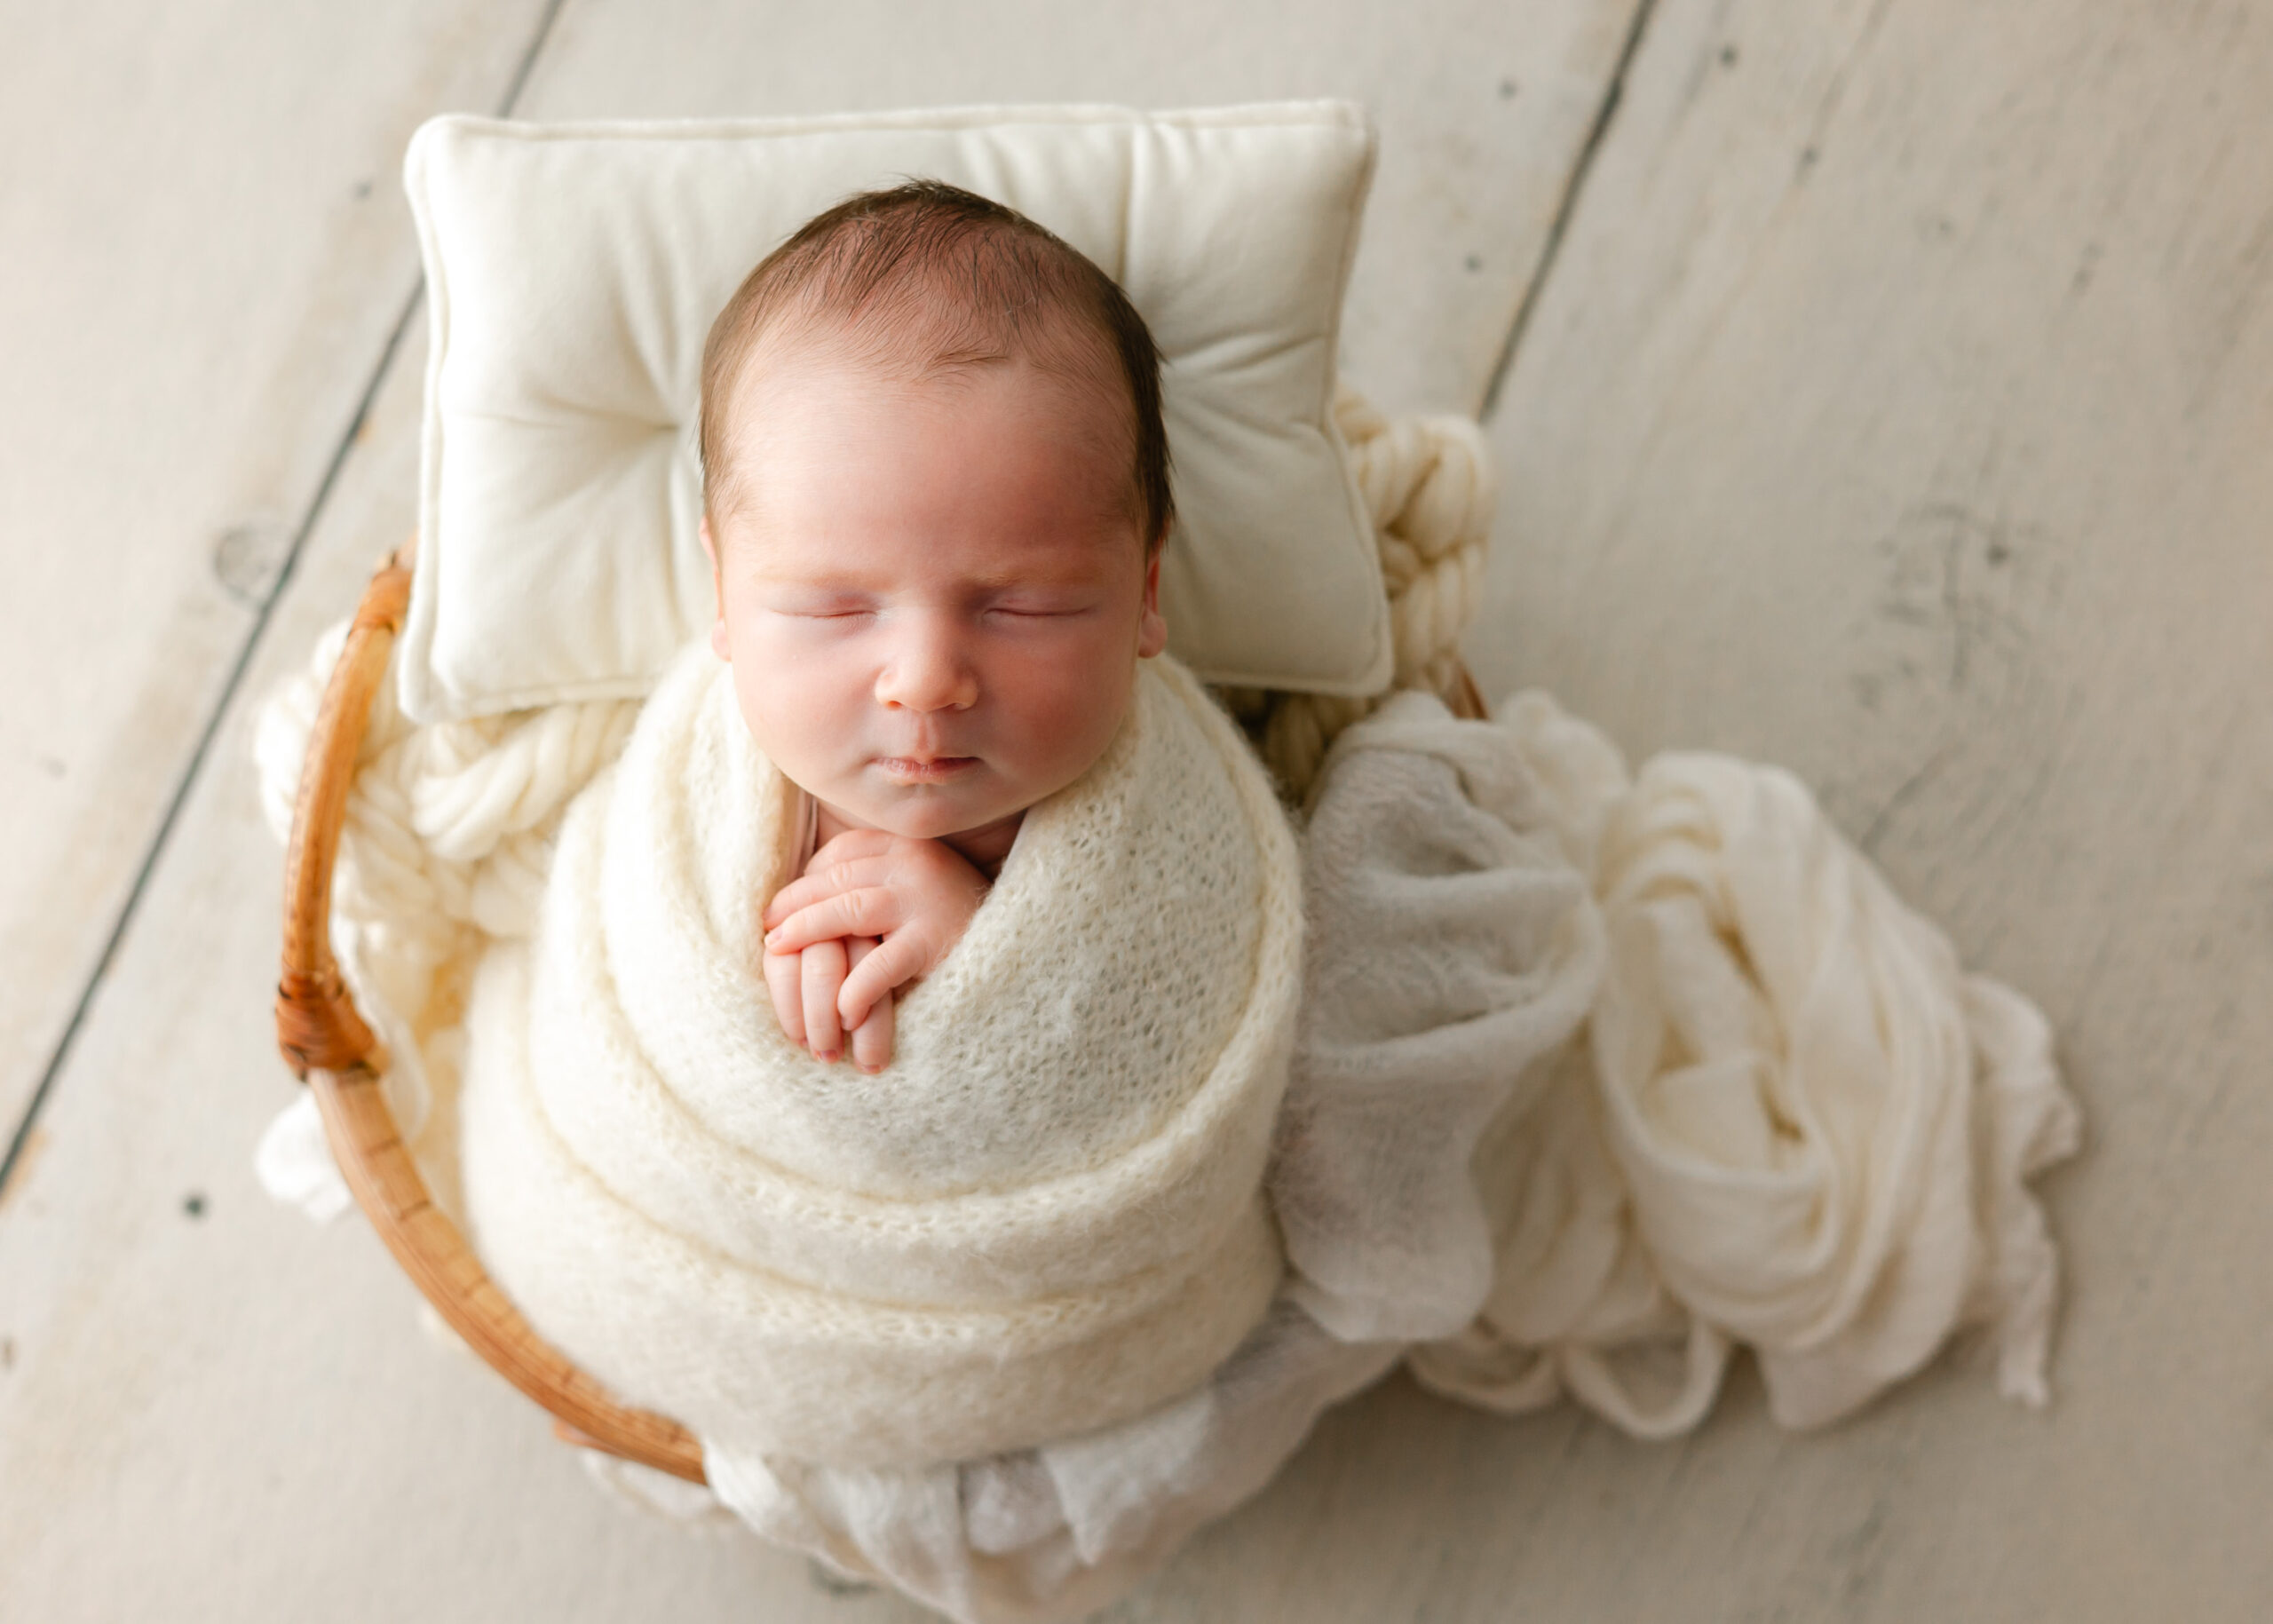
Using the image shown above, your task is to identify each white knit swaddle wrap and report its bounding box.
[457,645,1303,1469]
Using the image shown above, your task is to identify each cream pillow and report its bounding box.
[398,102,1392,723]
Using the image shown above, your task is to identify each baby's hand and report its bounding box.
[762,829,989,1065]
[763,932,896,1072]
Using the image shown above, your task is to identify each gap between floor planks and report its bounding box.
[0,0,572,1205]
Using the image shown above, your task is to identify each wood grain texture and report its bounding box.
[0,0,555,1130]
[1456,0,2273,1617]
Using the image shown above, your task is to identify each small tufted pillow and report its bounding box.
[398,102,1393,723]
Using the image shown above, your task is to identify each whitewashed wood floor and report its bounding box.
[2,1,2267,1619]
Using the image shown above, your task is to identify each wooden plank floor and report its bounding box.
[1466,1,2273,1617]
[3,0,2265,1618]
[0,0,557,1134]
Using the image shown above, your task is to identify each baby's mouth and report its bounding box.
[876,755,978,784]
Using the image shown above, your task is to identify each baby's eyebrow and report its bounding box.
[748,573,878,596]
[754,573,1097,599]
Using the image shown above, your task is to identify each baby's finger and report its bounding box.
[767,887,900,954]
[764,947,806,1046]
[809,827,895,870]
[800,938,848,1061]
[837,933,922,1031]
[848,986,895,1074]
[763,858,892,930]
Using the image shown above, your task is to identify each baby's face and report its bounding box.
[703,349,1166,844]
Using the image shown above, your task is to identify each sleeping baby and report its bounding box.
[454,178,1311,1477]
[692,180,1173,1073]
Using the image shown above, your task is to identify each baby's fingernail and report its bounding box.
[860,1062,882,1074]
[817,1048,839,1062]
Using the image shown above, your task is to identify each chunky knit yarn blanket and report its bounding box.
[455,642,1303,1470]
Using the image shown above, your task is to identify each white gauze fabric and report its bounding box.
[1406,692,2084,1434]
[1276,692,1606,1345]
[455,642,1303,1469]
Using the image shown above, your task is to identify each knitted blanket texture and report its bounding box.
[455,644,1303,1469]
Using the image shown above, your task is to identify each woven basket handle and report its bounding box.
[273,548,708,1485]
[273,551,408,1073]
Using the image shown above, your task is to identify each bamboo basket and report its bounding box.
[273,547,1487,1486]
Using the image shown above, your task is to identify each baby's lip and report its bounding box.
[875,754,979,784]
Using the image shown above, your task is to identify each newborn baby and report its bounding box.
[694,181,1173,1072]
[450,175,1302,1476]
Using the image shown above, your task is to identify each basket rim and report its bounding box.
[275,545,708,1484]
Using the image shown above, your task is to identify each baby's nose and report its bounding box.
[875,625,978,712]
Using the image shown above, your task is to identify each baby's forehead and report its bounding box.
[721,334,1136,504]
[716,360,1143,571]
[731,298,1129,421]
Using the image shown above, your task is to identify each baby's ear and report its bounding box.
[1136,545,1168,659]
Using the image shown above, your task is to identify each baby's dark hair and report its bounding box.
[699,180,1173,552]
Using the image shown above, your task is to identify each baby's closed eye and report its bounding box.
[766,590,875,622]
[986,594,1089,617]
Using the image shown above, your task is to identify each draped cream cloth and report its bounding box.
[1398,692,2082,1434]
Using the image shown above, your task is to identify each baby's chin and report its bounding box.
[868,804,994,841]
[832,781,1027,843]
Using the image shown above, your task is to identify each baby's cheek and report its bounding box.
[1005,651,1132,784]
[734,657,842,768]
